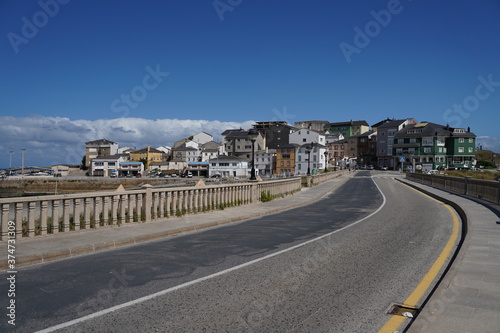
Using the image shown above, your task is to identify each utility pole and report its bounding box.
[21,148,25,177]
[9,150,13,169]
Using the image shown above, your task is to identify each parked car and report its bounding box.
[427,170,439,174]
[366,165,374,170]
[380,166,388,171]
[187,172,193,178]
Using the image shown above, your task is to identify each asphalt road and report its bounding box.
[0,171,455,332]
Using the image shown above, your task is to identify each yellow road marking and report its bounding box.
[378,184,460,333]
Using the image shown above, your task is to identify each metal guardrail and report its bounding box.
[406,173,500,205]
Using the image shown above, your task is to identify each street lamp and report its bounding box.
[21,148,26,176]
[324,150,328,172]
[306,142,313,175]
[248,128,259,180]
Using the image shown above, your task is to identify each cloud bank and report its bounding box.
[0,116,254,167]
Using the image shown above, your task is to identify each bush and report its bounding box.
[260,190,274,202]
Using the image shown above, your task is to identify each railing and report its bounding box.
[0,178,303,240]
[406,173,500,205]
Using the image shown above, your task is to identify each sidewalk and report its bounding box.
[3,174,353,269]
[400,179,500,333]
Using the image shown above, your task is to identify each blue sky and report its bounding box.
[1,0,500,167]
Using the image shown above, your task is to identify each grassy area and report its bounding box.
[443,170,500,181]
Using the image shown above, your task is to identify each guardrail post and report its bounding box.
[142,184,153,222]
[1,203,9,240]
[464,176,470,195]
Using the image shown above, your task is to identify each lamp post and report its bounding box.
[21,148,25,177]
[324,150,328,172]
[306,142,313,175]
[248,128,259,180]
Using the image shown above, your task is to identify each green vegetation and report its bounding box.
[444,170,500,181]
[260,190,274,202]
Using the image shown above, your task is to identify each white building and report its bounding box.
[289,128,326,146]
[192,132,213,145]
[209,155,250,178]
[90,155,124,177]
[254,149,276,177]
[295,143,328,175]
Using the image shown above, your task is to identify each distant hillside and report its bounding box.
[476,150,500,168]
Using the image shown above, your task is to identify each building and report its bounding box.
[393,122,476,171]
[276,144,299,176]
[254,149,276,177]
[376,118,417,168]
[294,120,330,132]
[324,120,370,138]
[129,146,164,169]
[209,155,250,178]
[295,142,327,175]
[89,155,123,177]
[187,161,209,177]
[222,129,265,159]
[84,139,118,167]
[355,130,377,167]
[119,161,144,177]
[289,128,326,146]
[327,139,348,169]
[252,121,296,149]
[171,144,200,163]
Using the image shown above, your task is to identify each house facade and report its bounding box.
[393,122,476,171]
[289,128,326,146]
[254,149,276,177]
[295,143,327,175]
[85,139,118,167]
[129,146,164,169]
[252,121,296,149]
[324,120,370,138]
[90,155,124,177]
[376,118,417,168]
[222,129,265,159]
[209,155,250,178]
[276,144,298,176]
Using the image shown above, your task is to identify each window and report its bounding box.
[458,147,464,153]
[422,137,433,146]
[303,138,306,142]
[468,138,473,143]
[424,147,431,153]
[458,138,464,143]
[438,147,442,153]
[468,147,473,153]
[410,138,417,143]
[287,161,290,166]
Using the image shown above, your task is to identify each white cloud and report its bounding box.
[0,116,254,167]
[476,136,500,153]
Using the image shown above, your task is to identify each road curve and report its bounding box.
[1,172,457,332]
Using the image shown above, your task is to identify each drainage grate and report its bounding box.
[387,304,419,318]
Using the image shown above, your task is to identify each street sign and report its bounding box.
[399,157,406,162]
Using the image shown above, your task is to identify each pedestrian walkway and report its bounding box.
[4,174,353,269]
[400,178,500,333]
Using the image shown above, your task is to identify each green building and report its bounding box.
[324,120,370,138]
[392,122,476,171]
